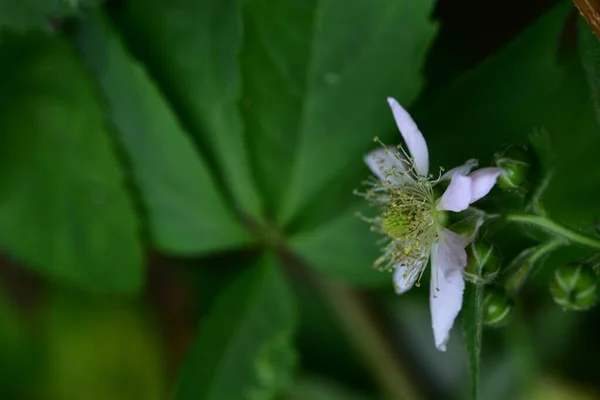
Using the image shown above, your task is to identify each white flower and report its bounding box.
[360,97,503,351]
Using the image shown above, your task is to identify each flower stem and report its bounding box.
[314,277,423,400]
[278,247,423,400]
[505,214,600,250]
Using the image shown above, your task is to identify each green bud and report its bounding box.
[483,288,513,327]
[464,242,501,284]
[550,264,598,311]
[448,208,485,240]
[494,146,530,191]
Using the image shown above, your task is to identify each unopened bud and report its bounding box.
[495,146,530,191]
[464,243,501,284]
[483,288,513,327]
[448,209,485,242]
[550,264,598,311]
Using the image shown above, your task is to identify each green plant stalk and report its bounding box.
[315,277,422,400]
[279,248,422,400]
[506,214,600,249]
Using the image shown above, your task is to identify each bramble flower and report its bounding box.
[358,97,503,351]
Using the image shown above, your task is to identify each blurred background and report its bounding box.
[1,0,600,399]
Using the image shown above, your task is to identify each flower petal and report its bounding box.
[393,262,423,294]
[468,167,504,204]
[364,146,411,184]
[438,174,472,212]
[386,97,429,176]
[441,159,478,181]
[429,229,467,351]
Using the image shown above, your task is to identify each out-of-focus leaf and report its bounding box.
[113,0,263,220]
[415,2,600,225]
[293,280,371,389]
[414,3,567,164]
[74,12,252,255]
[579,17,600,131]
[35,291,166,400]
[287,375,371,400]
[0,0,99,31]
[240,0,437,224]
[289,204,389,286]
[0,32,143,292]
[174,254,296,400]
[385,295,466,394]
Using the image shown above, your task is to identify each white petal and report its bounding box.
[386,97,429,176]
[438,174,472,212]
[393,262,423,294]
[468,167,504,204]
[364,146,410,184]
[440,159,478,181]
[430,229,467,351]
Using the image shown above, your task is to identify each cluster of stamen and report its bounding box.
[355,139,440,288]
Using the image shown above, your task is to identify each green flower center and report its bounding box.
[381,186,436,241]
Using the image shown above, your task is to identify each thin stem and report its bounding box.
[505,214,600,250]
[278,248,422,400]
[315,277,422,400]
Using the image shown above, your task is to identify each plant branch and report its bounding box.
[280,245,422,400]
[314,276,423,400]
[505,214,600,249]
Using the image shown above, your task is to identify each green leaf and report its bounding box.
[414,3,568,164]
[578,17,600,129]
[415,2,600,225]
[240,0,438,224]
[174,254,297,400]
[112,0,263,220]
[0,0,99,31]
[289,204,389,286]
[0,32,142,293]
[73,12,253,255]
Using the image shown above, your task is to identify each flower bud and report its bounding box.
[483,288,513,327]
[464,242,501,284]
[448,209,485,242]
[494,146,530,191]
[550,264,598,311]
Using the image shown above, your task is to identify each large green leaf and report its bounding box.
[415,2,600,225]
[289,203,389,286]
[0,0,99,31]
[579,17,600,131]
[413,3,567,164]
[74,12,252,255]
[240,0,437,224]
[112,0,263,221]
[0,32,142,293]
[174,254,296,400]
